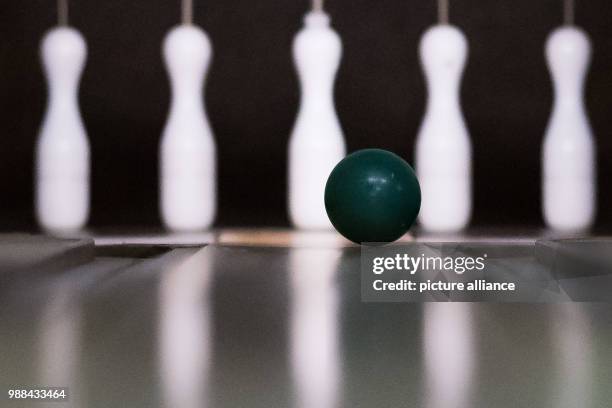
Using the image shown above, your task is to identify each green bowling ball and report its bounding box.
[324,149,421,244]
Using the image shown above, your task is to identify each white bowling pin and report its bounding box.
[160,25,216,232]
[542,27,595,232]
[36,27,90,233]
[289,11,346,230]
[415,25,472,233]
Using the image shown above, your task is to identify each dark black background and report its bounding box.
[1,0,611,231]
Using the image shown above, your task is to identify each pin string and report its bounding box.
[58,0,69,26]
[182,0,193,25]
[564,0,575,25]
[312,0,324,12]
[438,0,449,24]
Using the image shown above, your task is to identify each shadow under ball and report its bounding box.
[324,149,421,244]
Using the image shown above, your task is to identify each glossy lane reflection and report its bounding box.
[423,303,475,408]
[159,248,213,408]
[290,248,342,408]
